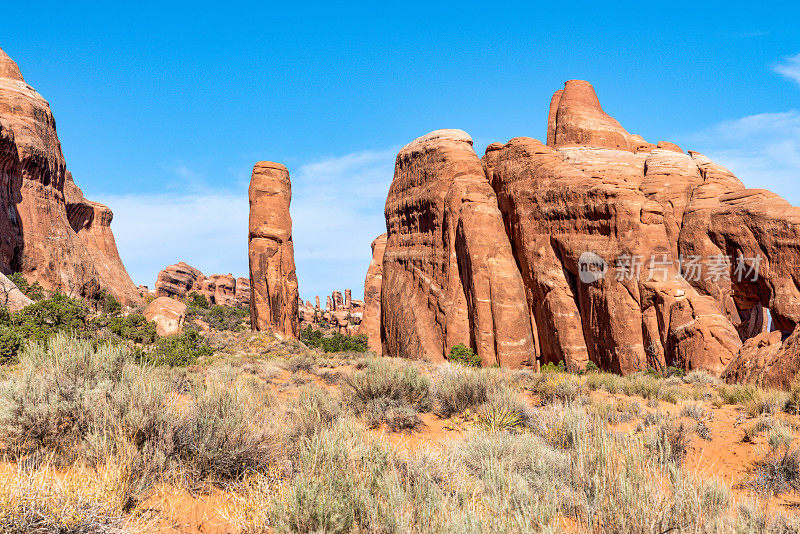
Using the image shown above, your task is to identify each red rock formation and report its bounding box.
[483,137,740,374]
[376,81,800,379]
[155,262,249,308]
[248,162,299,337]
[0,47,139,305]
[359,233,387,354]
[315,296,320,309]
[332,290,343,310]
[381,129,535,367]
[155,262,202,299]
[722,327,800,390]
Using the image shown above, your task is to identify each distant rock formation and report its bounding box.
[155,262,250,308]
[0,47,140,305]
[248,162,299,337]
[359,233,387,354]
[299,286,364,336]
[376,81,800,382]
[381,129,535,367]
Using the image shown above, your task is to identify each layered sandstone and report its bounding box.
[0,47,139,305]
[376,81,800,381]
[155,262,251,308]
[248,162,299,337]
[359,233,387,354]
[381,129,535,367]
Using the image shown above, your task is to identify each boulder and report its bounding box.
[248,161,299,337]
[144,296,187,337]
[0,272,32,311]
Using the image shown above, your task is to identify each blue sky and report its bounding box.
[3,2,799,300]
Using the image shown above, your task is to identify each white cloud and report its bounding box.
[98,148,396,301]
[774,53,800,85]
[680,110,800,206]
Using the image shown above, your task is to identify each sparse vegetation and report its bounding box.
[0,308,796,531]
[300,325,368,353]
[447,343,481,367]
[8,272,45,301]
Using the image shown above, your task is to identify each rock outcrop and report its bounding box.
[155,262,203,299]
[248,162,299,337]
[144,296,187,337]
[377,81,800,381]
[381,129,535,367]
[0,47,139,305]
[155,262,250,308]
[0,273,32,311]
[359,234,387,354]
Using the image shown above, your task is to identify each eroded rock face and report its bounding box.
[381,129,535,367]
[248,162,299,337]
[0,47,139,305]
[359,233,387,354]
[378,81,800,380]
[144,296,187,337]
[155,262,203,300]
[483,137,741,375]
[155,262,250,308]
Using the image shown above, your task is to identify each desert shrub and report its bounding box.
[284,386,343,447]
[384,405,422,433]
[479,388,527,432]
[785,378,800,416]
[188,291,210,309]
[749,445,800,495]
[8,272,45,301]
[448,343,481,367]
[743,417,776,443]
[0,335,278,504]
[584,360,599,373]
[768,425,794,450]
[432,365,492,417]
[233,401,731,534]
[680,402,707,421]
[745,389,788,418]
[187,303,249,331]
[92,288,122,316]
[0,325,22,363]
[344,358,431,416]
[93,313,158,345]
[527,372,585,404]
[139,329,213,366]
[0,460,153,533]
[284,354,316,373]
[683,370,720,385]
[718,383,759,406]
[300,326,368,353]
[646,420,693,466]
[2,293,89,344]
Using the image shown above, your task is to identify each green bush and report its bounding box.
[448,343,481,367]
[3,293,88,343]
[187,303,249,331]
[301,326,368,353]
[0,325,22,363]
[140,329,213,366]
[91,313,158,345]
[8,272,45,301]
[188,291,210,309]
